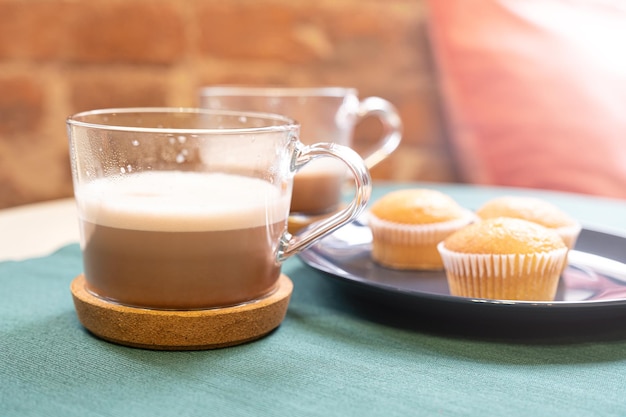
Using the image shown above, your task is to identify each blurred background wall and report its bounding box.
[0,0,457,209]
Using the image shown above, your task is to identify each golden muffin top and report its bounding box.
[443,217,566,254]
[476,196,577,229]
[370,189,468,224]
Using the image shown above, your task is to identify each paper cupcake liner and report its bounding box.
[437,242,568,300]
[368,209,476,245]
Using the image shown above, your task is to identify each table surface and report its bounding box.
[2,182,626,417]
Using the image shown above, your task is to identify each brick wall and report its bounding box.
[0,0,457,209]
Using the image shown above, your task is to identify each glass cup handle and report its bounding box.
[276,142,372,262]
[357,96,403,169]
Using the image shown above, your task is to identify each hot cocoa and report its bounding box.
[76,171,290,309]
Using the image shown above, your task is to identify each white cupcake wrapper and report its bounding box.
[368,210,476,245]
[437,242,568,278]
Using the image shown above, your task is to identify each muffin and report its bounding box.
[368,188,475,270]
[475,196,581,249]
[437,217,569,301]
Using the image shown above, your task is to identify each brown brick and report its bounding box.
[325,5,410,42]
[0,172,26,209]
[195,2,421,65]
[0,1,67,60]
[196,0,386,63]
[193,2,428,91]
[196,59,319,88]
[0,76,44,137]
[65,2,185,64]
[69,71,168,112]
[0,138,73,209]
[393,93,441,147]
[0,1,185,64]
[379,145,457,182]
[195,3,335,63]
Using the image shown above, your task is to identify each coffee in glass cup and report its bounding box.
[66,107,371,348]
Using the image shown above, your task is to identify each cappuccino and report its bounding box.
[76,171,290,309]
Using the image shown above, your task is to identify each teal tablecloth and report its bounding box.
[2,183,626,417]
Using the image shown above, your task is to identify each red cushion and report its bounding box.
[427,0,626,199]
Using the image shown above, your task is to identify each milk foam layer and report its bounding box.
[76,171,289,231]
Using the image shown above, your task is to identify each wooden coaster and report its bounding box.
[70,274,293,351]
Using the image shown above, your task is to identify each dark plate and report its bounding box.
[298,217,626,333]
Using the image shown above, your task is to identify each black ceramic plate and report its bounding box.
[298,217,626,325]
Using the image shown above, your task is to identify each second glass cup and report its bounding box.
[199,86,402,226]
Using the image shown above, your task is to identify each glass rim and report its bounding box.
[66,107,299,134]
[198,85,358,98]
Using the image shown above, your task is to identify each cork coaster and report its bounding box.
[70,274,293,351]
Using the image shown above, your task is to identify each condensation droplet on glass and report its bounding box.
[177,135,187,144]
[120,167,126,174]
[131,140,140,146]
[238,116,247,123]
[126,165,133,172]
[168,136,176,145]
[176,153,186,163]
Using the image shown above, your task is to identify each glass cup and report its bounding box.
[66,107,371,310]
[198,86,402,220]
